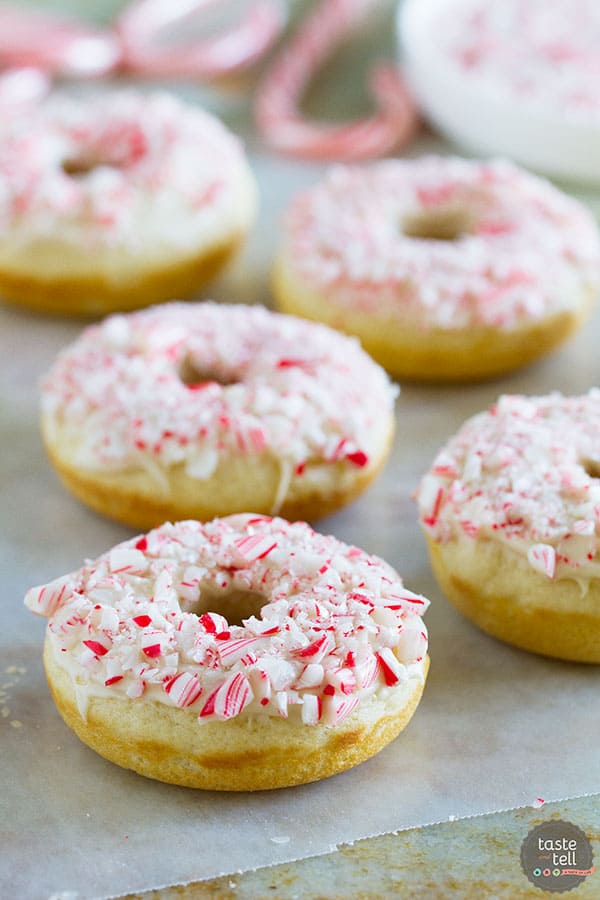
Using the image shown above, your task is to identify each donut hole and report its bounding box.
[581,457,600,479]
[62,158,103,178]
[402,206,473,241]
[61,153,128,178]
[178,355,239,388]
[191,589,267,626]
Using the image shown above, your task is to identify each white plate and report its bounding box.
[399,0,600,185]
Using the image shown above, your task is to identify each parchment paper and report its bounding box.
[2,45,600,900]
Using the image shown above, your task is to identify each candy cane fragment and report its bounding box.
[0,4,120,77]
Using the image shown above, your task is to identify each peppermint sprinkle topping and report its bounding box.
[281,157,600,330]
[41,303,395,502]
[418,391,600,579]
[24,515,429,726]
[0,90,251,251]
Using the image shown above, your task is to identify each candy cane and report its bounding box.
[255,0,418,160]
[0,4,120,77]
[118,0,286,80]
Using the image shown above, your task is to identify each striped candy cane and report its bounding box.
[0,4,120,77]
[255,0,418,160]
[118,0,286,80]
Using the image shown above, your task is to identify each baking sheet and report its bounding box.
[2,13,600,900]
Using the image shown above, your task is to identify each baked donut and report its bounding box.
[0,90,256,316]
[41,302,396,528]
[401,0,600,184]
[25,515,430,790]
[417,390,600,662]
[273,157,600,381]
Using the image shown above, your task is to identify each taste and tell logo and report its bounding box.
[521,819,595,893]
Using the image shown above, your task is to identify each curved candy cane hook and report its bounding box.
[0,3,120,77]
[118,0,286,80]
[255,0,418,160]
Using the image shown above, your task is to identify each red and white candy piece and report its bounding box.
[109,547,148,575]
[0,4,120,77]
[527,544,556,580]
[248,666,272,705]
[301,693,322,725]
[25,574,74,618]
[217,636,266,665]
[164,671,203,707]
[377,647,407,686]
[118,0,286,80]
[323,692,359,725]
[233,533,278,563]
[255,0,418,160]
[200,670,254,719]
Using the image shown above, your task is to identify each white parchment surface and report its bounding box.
[1,84,600,900]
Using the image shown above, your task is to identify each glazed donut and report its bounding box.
[0,90,256,316]
[273,157,600,382]
[41,302,396,528]
[417,390,600,663]
[401,0,600,184]
[25,515,430,790]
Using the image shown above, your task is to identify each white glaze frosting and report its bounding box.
[41,302,396,497]
[418,390,600,580]
[0,89,255,272]
[26,515,429,725]
[280,157,600,330]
